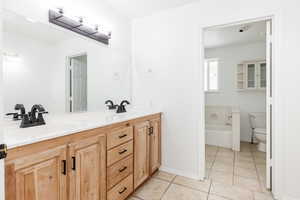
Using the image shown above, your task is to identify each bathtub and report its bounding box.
[205,105,240,151]
[205,124,233,149]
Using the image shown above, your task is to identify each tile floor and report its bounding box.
[129,142,274,200]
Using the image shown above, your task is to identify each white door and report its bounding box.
[69,55,87,112]
[266,20,273,190]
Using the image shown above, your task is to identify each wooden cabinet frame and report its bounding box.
[5,113,161,200]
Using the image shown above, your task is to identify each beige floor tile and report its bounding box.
[215,156,234,164]
[208,194,231,200]
[235,160,256,170]
[173,175,211,192]
[128,197,142,200]
[206,155,216,162]
[254,157,266,164]
[210,182,253,200]
[236,151,252,157]
[254,192,274,200]
[234,176,261,192]
[206,161,214,169]
[212,162,234,173]
[218,147,233,152]
[235,167,258,179]
[240,147,252,152]
[161,184,208,200]
[210,170,233,185]
[235,155,254,163]
[256,164,266,171]
[153,171,176,182]
[206,168,211,178]
[253,151,266,158]
[134,178,170,200]
[217,152,235,158]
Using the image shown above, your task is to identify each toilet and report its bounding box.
[254,128,266,152]
[249,113,266,152]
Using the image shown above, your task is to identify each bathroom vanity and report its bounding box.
[4,111,161,200]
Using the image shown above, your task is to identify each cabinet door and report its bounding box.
[149,118,161,174]
[69,135,106,200]
[133,121,150,189]
[258,62,267,88]
[6,146,67,200]
[246,63,256,89]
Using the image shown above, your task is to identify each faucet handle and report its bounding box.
[105,100,117,110]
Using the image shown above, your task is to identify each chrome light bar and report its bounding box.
[48,9,111,45]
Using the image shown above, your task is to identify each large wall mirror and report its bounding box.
[2,10,131,115]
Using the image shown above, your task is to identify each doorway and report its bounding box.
[66,54,88,113]
[201,17,274,194]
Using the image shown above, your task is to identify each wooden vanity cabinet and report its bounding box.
[5,113,161,200]
[68,135,106,200]
[133,121,151,189]
[133,118,161,189]
[5,145,68,200]
[149,118,161,174]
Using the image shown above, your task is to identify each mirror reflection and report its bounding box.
[2,10,131,115]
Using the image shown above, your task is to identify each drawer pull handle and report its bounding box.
[72,156,76,170]
[119,166,127,172]
[119,134,127,139]
[62,160,67,175]
[118,187,127,194]
[118,149,127,154]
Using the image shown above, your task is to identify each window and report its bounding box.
[204,59,219,92]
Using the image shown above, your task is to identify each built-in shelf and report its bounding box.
[236,60,266,91]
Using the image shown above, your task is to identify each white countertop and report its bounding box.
[3,108,161,149]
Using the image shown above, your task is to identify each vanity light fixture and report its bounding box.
[48,8,111,45]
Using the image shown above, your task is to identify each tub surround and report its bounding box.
[205,105,240,151]
[4,108,161,149]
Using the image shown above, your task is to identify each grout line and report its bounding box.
[232,149,236,185]
[159,175,176,200]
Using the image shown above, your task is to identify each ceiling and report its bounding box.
[106,0,199,19]
[204,21,267,49]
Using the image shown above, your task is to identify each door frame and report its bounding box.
[65,52,87,113]
[198,15,277,194]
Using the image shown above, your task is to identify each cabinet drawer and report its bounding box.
[107,174,133,200]
[107,126,133,150]
[107,141,133,166]
[107,155,133,189]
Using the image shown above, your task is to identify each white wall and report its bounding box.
[3,31,56,113]
[0,1,4,199]
[3,0,132,114]
[205,42,266,142]
[132,0,300,199]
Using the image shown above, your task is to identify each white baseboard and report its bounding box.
[281,195,300,200]
[159,166,202,180]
